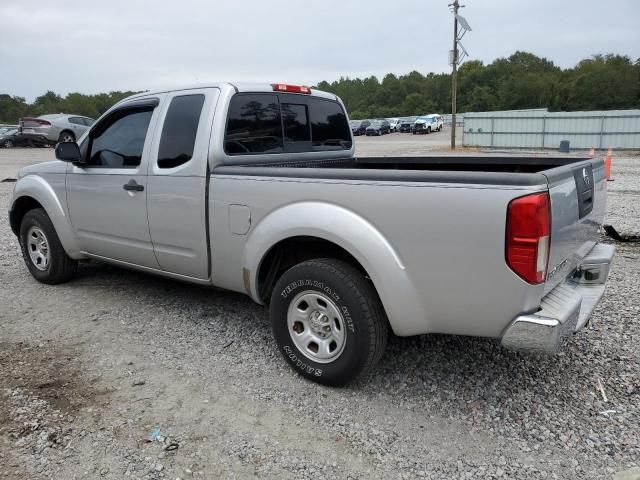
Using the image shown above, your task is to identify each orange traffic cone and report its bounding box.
[604,148,613,181]
[589,147,595,157]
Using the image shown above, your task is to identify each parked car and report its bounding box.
[398,118,414,133]
[349,120,370,136]
[412,116,436,134]
[0,128,50,148]
[387,118,400,132]
[9,82,614,386]
[425,114,444,132]
[0,125,19,136]
[365,119,391,136]
[19,114,95,144]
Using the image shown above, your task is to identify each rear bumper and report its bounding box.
[501,242,615,353]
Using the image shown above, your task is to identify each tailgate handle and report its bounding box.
[573,165,594,219]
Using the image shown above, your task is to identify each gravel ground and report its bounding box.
[0,145,638,479]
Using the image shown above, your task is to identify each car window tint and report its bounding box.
[83,117,95,126]
[309,98,352,151]
[68,117,84,125]
[225,94,283,155]
[158,94,205,169]
[281,103,311,150]
[87,109,153,168]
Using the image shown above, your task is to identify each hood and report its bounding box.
[18,160,67,178]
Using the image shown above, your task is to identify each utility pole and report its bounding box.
[450,0,459,149]
[448,1,471,150]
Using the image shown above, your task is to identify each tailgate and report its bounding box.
[543,158,607,293]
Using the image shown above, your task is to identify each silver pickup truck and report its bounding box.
[9,83,614,386]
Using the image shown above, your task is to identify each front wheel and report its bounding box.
[270,259,388,386]
[19,208,77,284]
[3,139,14,148]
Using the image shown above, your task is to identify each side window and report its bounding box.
[68,116,84,125]
[309,98,352,151]
[83,117,95,127]
[225,94,283,155]
[87,109,153,168]
[158,94,205,169]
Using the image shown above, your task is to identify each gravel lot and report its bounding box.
[0,140,638,479]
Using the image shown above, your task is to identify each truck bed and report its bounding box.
[215,155,597,187]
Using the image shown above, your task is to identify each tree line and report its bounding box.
[1,51,639,124]
[0,90,139,125]
[317,52,640,119]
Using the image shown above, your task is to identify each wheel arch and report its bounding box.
[244,202,426,336]
[58,129,76,142]
[10,177,84,258]
[9,196,44,235]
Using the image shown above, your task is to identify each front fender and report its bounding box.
[243,202,425,336]
[10,175,84,258]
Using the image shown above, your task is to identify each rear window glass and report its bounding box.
[225,94,283,154]
[309,98,352,150]
[158,94,205,168]
[282,103,310,143]
[225,94,352,155]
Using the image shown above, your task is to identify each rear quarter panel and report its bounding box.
[210,175,547,337]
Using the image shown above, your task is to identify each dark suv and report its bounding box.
[350,120,370,136]
[365,120,391,136]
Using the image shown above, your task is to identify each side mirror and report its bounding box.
[55,142,82,163]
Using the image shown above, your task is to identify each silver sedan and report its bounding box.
[20,114,95,144]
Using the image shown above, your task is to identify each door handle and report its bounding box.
[123,179,144,192]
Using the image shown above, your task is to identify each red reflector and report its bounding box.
[272,83,311,94]
[506,192,551,284]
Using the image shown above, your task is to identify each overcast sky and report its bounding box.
[1,0,638,102]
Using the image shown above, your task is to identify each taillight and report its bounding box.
[19,117,51,127]
[506,192,551,284]
[271,84,311,94]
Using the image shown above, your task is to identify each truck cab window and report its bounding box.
[308,98,352,151]
[87,109,153,168]
[225,94,283,155]
[158,94,205,169]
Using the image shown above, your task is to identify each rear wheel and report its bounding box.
[58,131,75,143]
[3,139,14,148]
[270,258,388,386]
[19,208,77,284]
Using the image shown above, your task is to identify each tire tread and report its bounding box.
[288,258,388,382]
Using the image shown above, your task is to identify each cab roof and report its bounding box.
[124,82,338,101]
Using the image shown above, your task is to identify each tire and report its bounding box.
[3,139,14,148]
[58,131,75,143]
[270,258,388,386]
[427,127,431,134]
[19,208,77,284]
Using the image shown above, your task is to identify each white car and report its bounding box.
[426,114,444,132]
[387,118,400,132]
